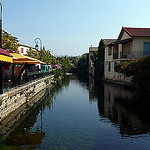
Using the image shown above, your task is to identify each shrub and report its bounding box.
[115,55,150,88]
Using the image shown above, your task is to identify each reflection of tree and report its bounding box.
[5,129,45,149]
[0,76,73,149]
[77,75,89,90]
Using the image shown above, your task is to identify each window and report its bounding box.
[108,62,111,72]
[20,48,24,53]
[144,42,150,55]
[114,62,117,72]
[108,46,112,55]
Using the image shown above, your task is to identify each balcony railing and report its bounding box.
[112,51,150,60]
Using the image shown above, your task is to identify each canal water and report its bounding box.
[1,75,150,149]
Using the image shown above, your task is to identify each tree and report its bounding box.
[94,40,105,78]
[2,31,19,52]
[77,54,88,74]
[27,48,39,60]
[27,47,57,65]
[61,56,71,74]
[68,56,79,67]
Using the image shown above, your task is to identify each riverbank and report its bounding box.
[0,75,55,122]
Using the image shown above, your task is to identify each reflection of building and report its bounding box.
[89,77,98,102]
[101,82,150,136]
[104,27,150,83]
[89,45,98,76]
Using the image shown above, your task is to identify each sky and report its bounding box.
[1,0,150,56]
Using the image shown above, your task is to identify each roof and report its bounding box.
[101,39,116,46]
[118,27,150,40]
[89,46,98,52]
[9,52,45,64]
[18,43,35,49]
[0,48,13,63]
[0,48,12,57]
[0,54,13,63]
[109,38,133,45]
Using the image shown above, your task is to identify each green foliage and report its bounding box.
[27,48,39,60]
[54,69,63,80]
[20,91,24,96]
[94,40,105,78]
[2,32,19,53]
[0,99,2,106]
[115,56,150,76]
[27,47,57,64]
[115,55,150,88]
[61,56,71,74]
[77,55,88,74]
[68,56,79,66]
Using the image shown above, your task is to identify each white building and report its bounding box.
[104,27,150,83]
[18,44,35,55]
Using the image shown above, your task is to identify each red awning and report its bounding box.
[0,48,12,57]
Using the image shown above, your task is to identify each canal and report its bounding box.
[1,75,150,149]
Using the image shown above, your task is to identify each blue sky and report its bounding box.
[1,0,150,56]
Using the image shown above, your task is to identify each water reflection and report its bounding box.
[0,88,48,149]
[89,77,150,137]
[0,76,73,149]
[1,75,150,149]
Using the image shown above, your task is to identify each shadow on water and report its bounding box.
[89,76,150,137]
[0,76,72,149]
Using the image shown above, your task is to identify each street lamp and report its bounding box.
[34,38,42,61]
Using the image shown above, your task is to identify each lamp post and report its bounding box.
[34,38,42,61]
[0,2,3,94]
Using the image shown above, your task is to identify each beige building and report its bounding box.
[89,45,98,76]
[104,27,150,83]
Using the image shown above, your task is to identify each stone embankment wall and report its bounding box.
[0,75,54,122]
[0,87,48,138]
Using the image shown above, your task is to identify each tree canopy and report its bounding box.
[77,55,88,74]
[2,31,19,53]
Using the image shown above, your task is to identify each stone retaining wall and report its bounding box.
[0,75,54,122]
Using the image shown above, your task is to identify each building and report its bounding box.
[96,39,116,78]
[18,43,34,55]
[89,45,98,76]
[104,27,150,83]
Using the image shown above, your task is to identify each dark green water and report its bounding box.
[1,75,150,150]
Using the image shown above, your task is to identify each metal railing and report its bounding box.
[112,51,150,60]
[3,71,53,93]
[120,51,150,59]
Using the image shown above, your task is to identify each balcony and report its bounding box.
[113,52,118,59]
[112,51,150,60]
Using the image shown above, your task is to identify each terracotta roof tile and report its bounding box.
[124,27,150,37]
